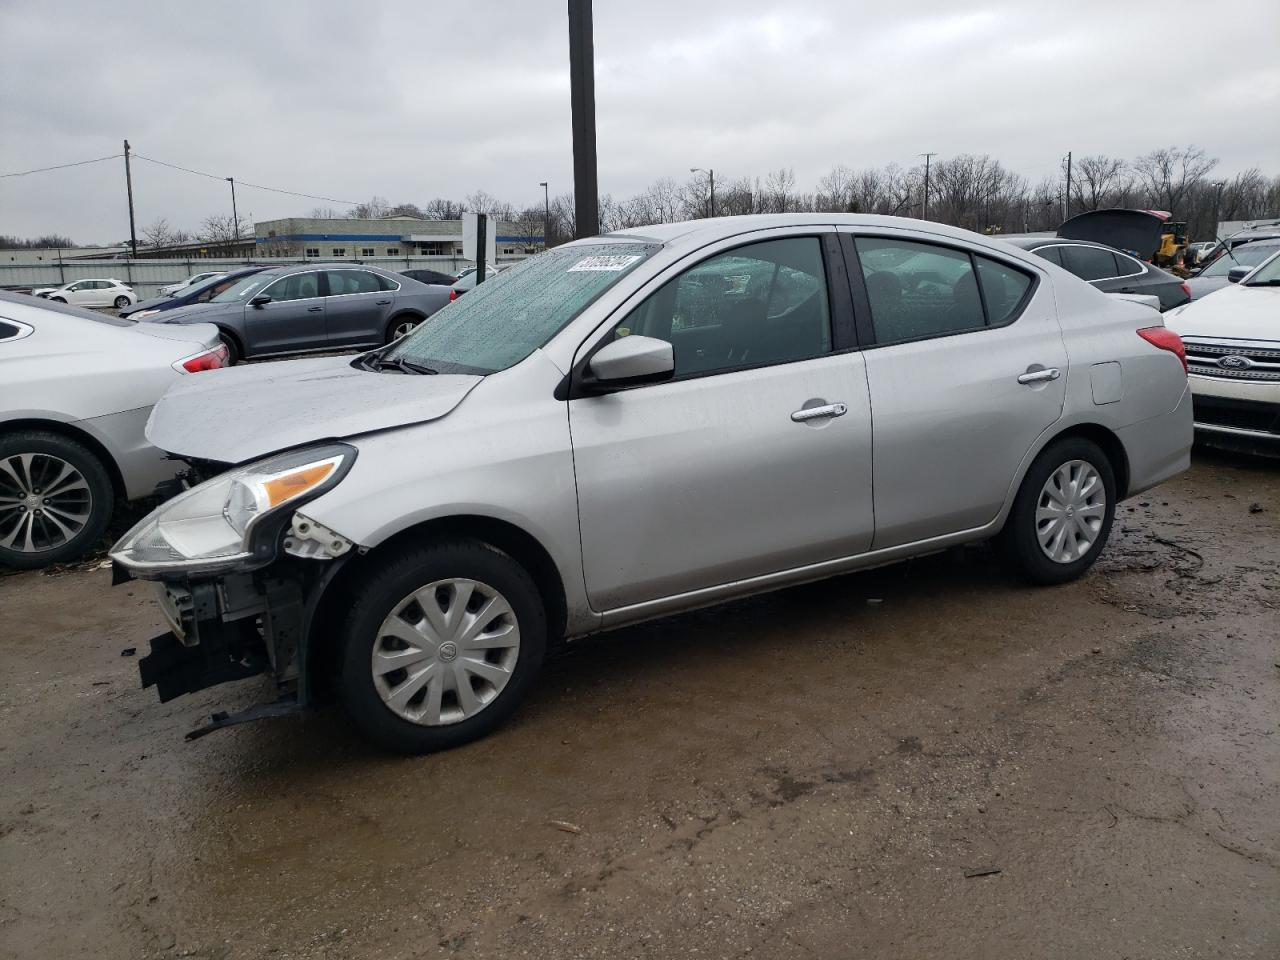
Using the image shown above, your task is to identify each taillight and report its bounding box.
[1180,282,1191,299]
[1137,326,1187,374]
[448,289,458,302]
[174,343,229,373]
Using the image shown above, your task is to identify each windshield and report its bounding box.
[212,272,278,303]
[1201,243,1280,277]
[1243,250,1280,286]
[179,273,231,297]
[386,243,657,374]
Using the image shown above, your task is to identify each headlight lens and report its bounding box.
[130,309,160,320]
[111,444,355,576]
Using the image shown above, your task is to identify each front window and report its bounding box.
[212,272,278,303]
[1201,243,1280,277]
[387,243,656,374]
[1243,250,1280,286]
[263,272,320,302]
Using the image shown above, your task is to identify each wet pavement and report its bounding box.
[1,452,1277,959]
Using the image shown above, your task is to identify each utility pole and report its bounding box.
[539,181,550,249]
[920,152,936,220]
[1063,151,1072,223]
[123,139,138,258]
[567,0,599,238]
[225,177,239,244]
[690,168,715,217]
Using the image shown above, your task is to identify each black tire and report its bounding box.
[218,331,241,365]
[113,295,130,309]
[0,430,115,569]
[49,297,66,303]
[997,437,1117,585]
[385,315,421,343]
[338,538,547,753]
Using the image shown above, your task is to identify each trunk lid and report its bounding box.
[146,355,482,463]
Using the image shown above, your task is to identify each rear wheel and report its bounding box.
[386,315,421,343]
[338,539,547,753]
[49,297,66,303]
[997,437,1116,585]
[113,295,130,309]
[0,431,115,569]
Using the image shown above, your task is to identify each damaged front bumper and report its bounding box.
[114,548,347,739]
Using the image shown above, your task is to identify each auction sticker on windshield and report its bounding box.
[568,255,643,272]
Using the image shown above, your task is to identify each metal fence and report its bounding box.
[0,255,521,299]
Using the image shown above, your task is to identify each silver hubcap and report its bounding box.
[1036,459,1106,564]
[0,453,93,554]
[393,320,417,339]
[372,578,520,726]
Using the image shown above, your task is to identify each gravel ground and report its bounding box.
[1,451,1277,959]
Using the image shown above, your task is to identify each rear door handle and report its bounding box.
[376,299,392,305]
[307,305,323,313]
[1017,368,1060,384]
[791,402,848,422]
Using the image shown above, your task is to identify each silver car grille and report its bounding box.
[1183,341,1280,382]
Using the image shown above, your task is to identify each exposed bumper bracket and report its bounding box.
[184,696,303,741]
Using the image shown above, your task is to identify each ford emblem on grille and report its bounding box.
[1218,355,1253,369]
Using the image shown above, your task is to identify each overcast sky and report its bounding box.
[2,0,1277,244]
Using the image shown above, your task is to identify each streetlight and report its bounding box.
[225,177,239,244]
[538,181,550,250]
[690,167,715,218]
[1211,180,1226,239]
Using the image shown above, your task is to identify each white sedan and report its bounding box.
[159,271,225,298]
[33,278,137,309]
[1166,248,1280,454]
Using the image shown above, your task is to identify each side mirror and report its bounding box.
[249,294,272,306]
[584,335,674,392]
[1227,266,1251,284]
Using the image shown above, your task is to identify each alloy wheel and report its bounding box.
[371,578,521,726]
[0,453,93,554]
[392,319,419,339]
[1035,459,1106,564]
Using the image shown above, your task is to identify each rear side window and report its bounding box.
[975,258,1033,325]
[1114,253,1143,276]
[1034,246,1064,267]
[0,319,23,340]
[1061,245,1120,281]
[325,270,381,295]
[856,238,985,343]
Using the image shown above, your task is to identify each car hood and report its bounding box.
[1166,283,1280,342]
[146,355,483,464]
[1185,275,1227,300]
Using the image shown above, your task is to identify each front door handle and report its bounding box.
[307,305,323,313]
[791,402,848,423]
[1017,367,1060,385]
[376,299,392,305]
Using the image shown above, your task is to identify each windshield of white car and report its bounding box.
[384,243,657,374]
[1243,251,1280,286]
[1201,242,1280,277]
[211,272,278,303]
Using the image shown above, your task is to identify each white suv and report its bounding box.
[1166,248,1280,454]
[34,278,137,309]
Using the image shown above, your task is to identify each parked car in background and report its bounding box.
[159,271,225,298]
[32,278,137,309]
[140,263,443,362]
[0,292,226,568]
[1186,241,1216,264]
[1165,248,1280,455]
[120,267,268,320]
[1001,237,1190,311]
[399,268,456,287]
[111,214,1192,752]
[1186,238,1280,300]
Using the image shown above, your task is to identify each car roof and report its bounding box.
[999,236,1120,252]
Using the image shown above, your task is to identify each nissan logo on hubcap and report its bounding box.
[1218,355,1253,369]
[438,641,458,662]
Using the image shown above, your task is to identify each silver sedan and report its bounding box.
[112,214,1193,751]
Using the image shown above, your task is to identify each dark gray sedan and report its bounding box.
[142,263,443,363]
[1001,237,1190,311]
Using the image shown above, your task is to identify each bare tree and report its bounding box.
[141,218,177,247]
[1132,146,1218,213]
[198,214,250,244]
[423,197,465,220]
[386,203,425,219]
[1070,155,1130,211]
[348,196,391,219]
[307,206,343,219]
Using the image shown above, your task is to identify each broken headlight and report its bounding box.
[110,443,356,577]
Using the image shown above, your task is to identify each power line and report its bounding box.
[0,154,123,178]
[132,153,358,206]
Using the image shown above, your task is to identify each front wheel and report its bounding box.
[113,295,130,309]
[386,315,421,343]
[338,539,547,753]
[997,437,1116,585]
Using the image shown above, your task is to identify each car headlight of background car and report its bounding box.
[129,309,161,320]
[110,443,356,577]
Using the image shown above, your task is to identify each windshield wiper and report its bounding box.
[373,355,438,375]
